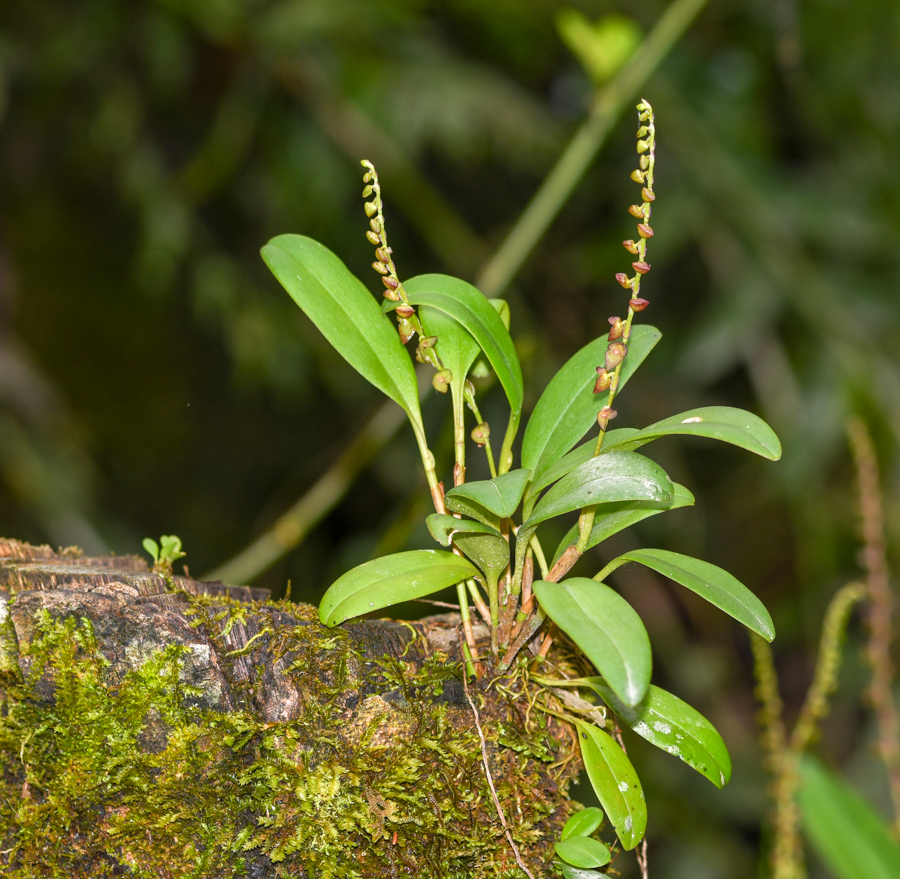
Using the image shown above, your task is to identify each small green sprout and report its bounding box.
[142,535,186,574]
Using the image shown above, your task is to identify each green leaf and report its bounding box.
[444,469,531,519]
[532,577,651,706]
[575,720,647,850]
[561,807,605,840]
[521,325,660,486]
[319,550,478,627]
[556,864,605,879]
[587,680,732,788]
[525,451,673,529]
[425,514,502,547]
[557,11,642,84]
[470,299,510,378]
[602,406,782,460]
[439,494,500,530]
[142,538,160,564]
[418,305,482,390]
[405,274,523,465]
[554,836,611,869]
[799,756,900,879]
[262,235,422,426]
[552,483,695,565]
[609,548,775,641]
[452,532,510,582]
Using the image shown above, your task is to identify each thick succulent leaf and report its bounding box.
[525,451,673,528]
[319,550,477,627]
[425,514,502,547]
[444,469,531,519]
[587,680,731,788]
[799,756,900,879]
[405,274,523,440]
[262,235,421,425]
[554,836,611,869]
[612,548,775,641]
[602,406,782,460]
[452,532,510,581]
[521,325,660,483]
[532,577,651,706]
[561,807,605,840]
[575,720,647,850]
[552,483,695,565]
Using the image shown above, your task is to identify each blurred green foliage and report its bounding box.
[1,1,898,876]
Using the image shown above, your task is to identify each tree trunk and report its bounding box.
[0,540,579,878]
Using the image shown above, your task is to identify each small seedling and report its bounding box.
[262,100,781,869]
[142,534,186,574]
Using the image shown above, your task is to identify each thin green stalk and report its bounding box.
[456,581,480,677]
[464,386,497,478]
[529,534,549,580]
[475,0,710,299]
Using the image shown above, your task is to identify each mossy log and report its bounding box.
[0,540,580,878]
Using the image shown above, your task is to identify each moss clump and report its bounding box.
[0,592,577,878]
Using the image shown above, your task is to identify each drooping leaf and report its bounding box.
[556,864,605,879]
[262,235,422,426]
[441,494,501,530]
[552,483,695,565]
[425,514,502,547]
[319,550,478,627]
[405,274,523,466]
[607,548,775,641]
[532,577,651,706]
[470,299,510,379]
[521,325,660,485]
[586,680,732,788]
[601,406,782,460]
[561,807,605,840]
[444,469,532,519]
[575,720,647,850]
[799,756,900,879]
[554,836,611,869]
[525,451,673,529]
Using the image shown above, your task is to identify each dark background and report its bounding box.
[1,1,898,876]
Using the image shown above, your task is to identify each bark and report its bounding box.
[0,540,579,878]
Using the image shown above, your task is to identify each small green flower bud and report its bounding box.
[636,125,649,138]
[362,184,374,198]
[605,342,627,371]
[632,261,650,274]
[607,317,625,340]
[629,297,649,311]
[636,139,650,153]
[630,169,645,183]
[639,154,650,170]
[369,218,381,233]
[637,224,654,238]
[622,239,639,254]
[372,261,390,275]
[432,369,452,393]
[471,422,490,445]
[615,272,633,288]
[419,335,438,349]
[383,275,400,290]
[641,187,655,202]
[398,319,415,345]
[628,204,644,218]
[593,368,612,393]
[366,230,381,245]
[364,201,378,218]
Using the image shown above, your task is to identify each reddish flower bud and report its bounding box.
[382,288,401,301]
[630,169,644,183]
[395,304,415,319]
[605,342,627,371]
[593,368,612,393]
[375,247,391,263]
[615,272,633,289]
[629,297,649,311]
[641,187,655,202]
[637,224,654,238]
[622,239,639,254]
[628,204,644,218]
[632,261,651,274]
[398,319,415,344]
[382,275,400,289]
[597,406,618,428]
[372,261,390,275]
[607,316,624,340]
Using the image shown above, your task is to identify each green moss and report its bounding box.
[0,594,575,878]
